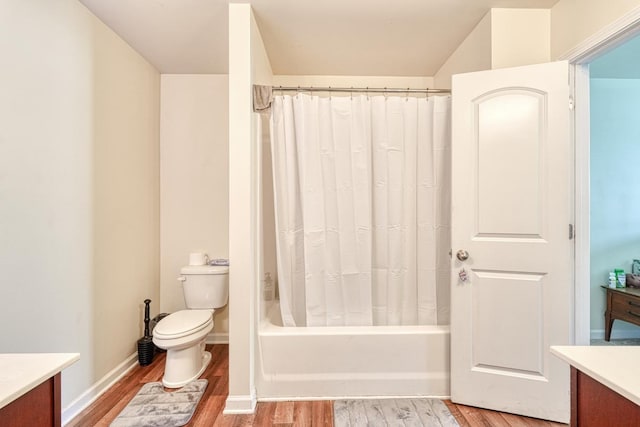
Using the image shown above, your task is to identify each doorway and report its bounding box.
[568,12,640,346]
[588,35,640,344]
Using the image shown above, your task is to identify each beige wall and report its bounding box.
[551,0,640,59]
[160,75,229,337]
[272,75,434,89]
[434,12,492,89]
[0,0,159,413]
[435,8,551,89]
[491,9,550,69]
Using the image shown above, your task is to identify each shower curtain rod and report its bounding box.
[274,86,451,94]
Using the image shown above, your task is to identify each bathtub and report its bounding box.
[256,302,450,400]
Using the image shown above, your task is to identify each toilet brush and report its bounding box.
[137,299,155,366]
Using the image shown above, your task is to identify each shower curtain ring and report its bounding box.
[406,88,410,102]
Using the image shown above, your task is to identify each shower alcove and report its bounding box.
[228,4,453,407]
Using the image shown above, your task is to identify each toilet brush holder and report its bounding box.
[137,299,155,366]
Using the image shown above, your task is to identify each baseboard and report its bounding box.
[223,391,257,414]
[62,352,138,425]
[591,328,640,340]
[206,332,229,344]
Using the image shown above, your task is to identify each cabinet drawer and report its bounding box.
[611,292,640,324]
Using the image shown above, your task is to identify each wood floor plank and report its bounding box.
[500,412,558,427]
[254,401,277,426]
[190,394,226,425]
[213,412,236,427]
[293,401,313,427]
[319,400,334,427]
[444,400,471,427]
[91,384,141,427]
[476,409,511,427]
[232,414,256,427]
[455,404,493,427]
[211,372,228,396]
[209,345,228,375]
[140,352,166,383]
[273,400,295,424]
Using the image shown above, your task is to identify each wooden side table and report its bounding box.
[602,286,640,341]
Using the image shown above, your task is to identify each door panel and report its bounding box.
[476,90,545,237]
[451,61,572,423]
[472,271,544,375]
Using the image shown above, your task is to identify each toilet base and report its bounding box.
[161,342,212,388]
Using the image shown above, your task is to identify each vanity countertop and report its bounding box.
[551,345,640,406]
[0,353,79,409]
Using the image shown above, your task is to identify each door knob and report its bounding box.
[456,250,469,261]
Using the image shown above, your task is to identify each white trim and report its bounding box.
[563,5,640,347]
[205,332,229,344]
[62,352,138,426]
[573,62,591,346]
[223,391,257,414]
[560,6,640,63]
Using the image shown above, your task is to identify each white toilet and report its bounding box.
[153,265,229,388]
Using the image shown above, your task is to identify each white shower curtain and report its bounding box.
[270,93,451,327]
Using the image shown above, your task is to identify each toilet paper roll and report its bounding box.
[189,252,209,266]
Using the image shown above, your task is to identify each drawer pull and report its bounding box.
[627,310,640,318]
[629,301,640,308]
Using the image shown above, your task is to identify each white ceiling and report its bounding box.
[79,0,559,77]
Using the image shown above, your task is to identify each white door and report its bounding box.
[450,60,572,423]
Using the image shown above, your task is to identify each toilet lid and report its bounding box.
[154,310,212,338]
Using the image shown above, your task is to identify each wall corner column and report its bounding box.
[225,3,257,414]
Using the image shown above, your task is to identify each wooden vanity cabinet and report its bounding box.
[571,367,640,427]
[0,373,61,427]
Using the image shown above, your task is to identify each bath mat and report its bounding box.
[110,379,207,427]
[334,398,460,427]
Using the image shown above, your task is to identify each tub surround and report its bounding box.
[257,303,450,400]
[0,353,79,425]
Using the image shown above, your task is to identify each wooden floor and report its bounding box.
[69,344,567,426]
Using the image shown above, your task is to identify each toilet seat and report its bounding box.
[154,310,213,339]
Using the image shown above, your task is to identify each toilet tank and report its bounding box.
[179,265,229,309]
